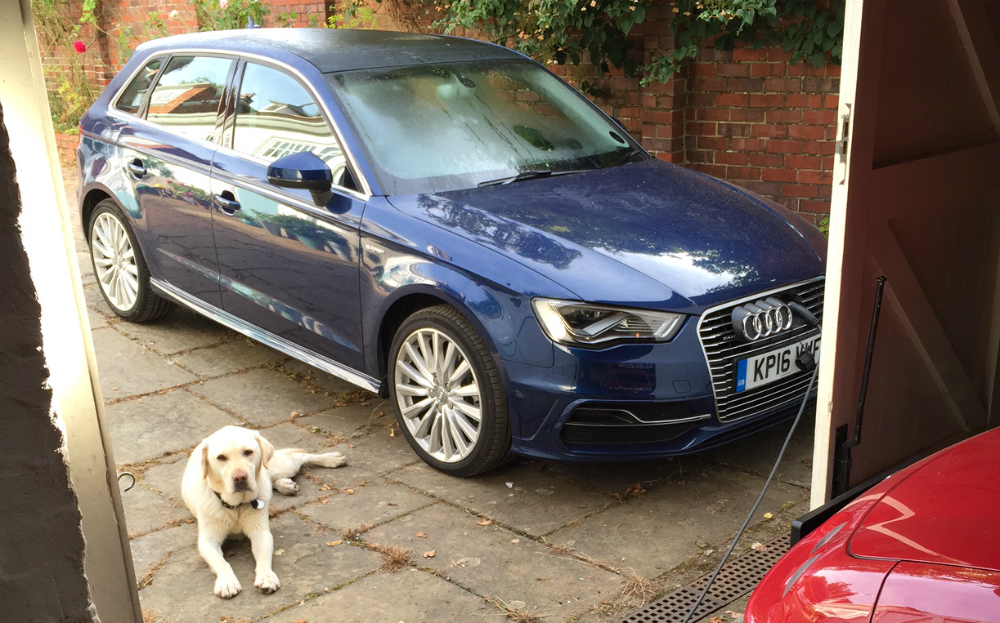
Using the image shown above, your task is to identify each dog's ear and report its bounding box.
[200,443,211,480]
[255,432,275,472]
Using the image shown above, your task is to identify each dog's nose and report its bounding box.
[233,471,249,491]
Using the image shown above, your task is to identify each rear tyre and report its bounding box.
[88,199,174,322]
[388,305,512,477]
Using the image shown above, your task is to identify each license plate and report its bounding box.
[735,336,820,393]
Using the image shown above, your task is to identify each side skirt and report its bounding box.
[151,279,380,394]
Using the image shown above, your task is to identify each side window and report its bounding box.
[146,55,232,141]
[114,58,162,115]
[232,63,352,189]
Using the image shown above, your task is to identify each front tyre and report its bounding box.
[388,305,512,477]
[88,199,174,322]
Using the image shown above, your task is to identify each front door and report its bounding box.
[122,54,233,307]
[209,61,367,370]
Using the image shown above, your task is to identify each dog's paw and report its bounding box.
[255,570,280,594]
[316,452,347,468]
[214,573,242,599]
[274,477,299,496]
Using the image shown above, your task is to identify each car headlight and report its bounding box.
[531,299,685,346]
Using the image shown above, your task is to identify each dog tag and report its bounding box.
[249,499,264,510]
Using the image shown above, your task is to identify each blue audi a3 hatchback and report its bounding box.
[78,29,826,476]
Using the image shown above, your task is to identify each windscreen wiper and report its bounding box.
[614,146,647,166]
[477,169,586,187]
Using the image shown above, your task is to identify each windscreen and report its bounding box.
[328,60,637,195]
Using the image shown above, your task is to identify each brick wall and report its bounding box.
[38,1,837,222]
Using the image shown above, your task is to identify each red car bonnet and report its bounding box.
[849,427,1000,572]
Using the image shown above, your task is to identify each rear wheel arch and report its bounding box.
[81,187,115,243]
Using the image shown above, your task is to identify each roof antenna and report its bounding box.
[245,17,260,28]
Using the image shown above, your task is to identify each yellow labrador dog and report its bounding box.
[182,425,347,598]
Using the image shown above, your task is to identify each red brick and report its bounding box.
[763,168,798,182]
[727,78,765,92]
[716,151,749,166]
[727,166,761,180]
[694,78,729,92]
[825,94,840,108]
[750,63,776,77]
[699,108,731,122]
[730,109,766,123]
[655,152,683,163]
[766,109,803,123]
[785,155,824,169]
[785,94,823,108]
[746,181,782,196]
[686,122,718,135]
[715,63,751,77]
[642,94,658,108]
[768,48,793,62]
[698,136,731,150]
[789,125,827,140]
[803,141,837,155]
[763,78,802,92]
[645,110,677,125]
[730,138,763,151]
[688,150,714,164]
[749,94,784,107]
[690,64,716,77]
[798,169,833,184]
[719,123,752,137]
[716,93,750,107]
[799,200,832,214]
[691,163,729,178]
[752,124,789,138]
[749,153,784,167]
[782,184,818,198]
[803,109,838,124]
[765,140,804,154]
[732,47,768,61]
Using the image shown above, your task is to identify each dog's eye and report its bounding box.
[216,455,227,462]
[243,449,253,457]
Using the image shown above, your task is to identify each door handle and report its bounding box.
[214,193,241,215]
[126,159,146,178]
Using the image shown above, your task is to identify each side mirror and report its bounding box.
[267,151,333,204]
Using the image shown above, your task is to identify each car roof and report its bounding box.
[134,29,526,73]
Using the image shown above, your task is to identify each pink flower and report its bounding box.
[74,41,87,53]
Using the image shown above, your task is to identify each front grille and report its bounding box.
[697,278,824,422]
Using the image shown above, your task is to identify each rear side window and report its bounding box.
[231,63,351,187]
[146,55,233,141]
[115,58,162,115]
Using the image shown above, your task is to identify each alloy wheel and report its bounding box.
[92,212,139,312]
[393,327,482,463]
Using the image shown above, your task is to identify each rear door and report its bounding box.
[209,60,367,370]
[119,54,234,307]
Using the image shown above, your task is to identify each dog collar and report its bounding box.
[214,491,264,510]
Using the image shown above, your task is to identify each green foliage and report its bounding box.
[329,2,377,28]
[425,0,844,86]
[195,0,271,31]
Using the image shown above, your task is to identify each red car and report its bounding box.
[746,427,1000,622]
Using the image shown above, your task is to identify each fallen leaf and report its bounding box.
[274,549,284,556]
[763,512,774,519]
[326,540,343,547]
[347,489,354,495]
[290,411,300,418]
[319,484,332,491]
[476,518,493,526]
[423,550,436,558]
[510,538,520,544]
[389,428,397,437]
[348,444,355,448]
[294,619,307,623]
[416,531,426,538]
[708,617,725,623]
[320,498,329,506]
[387,502,397,507]
[506,482,514,488]
[751,542,767,552]
[726,610,743,619]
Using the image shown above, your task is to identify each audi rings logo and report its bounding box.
[730,297,795,342]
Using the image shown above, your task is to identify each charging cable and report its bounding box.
[680,302,820,623]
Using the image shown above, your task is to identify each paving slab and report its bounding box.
[365,502,623,621]
[185,367,338,426]
[92,330,199,402]
[138,512,383,623]
[296,480,436,534]
[279,359,366,396]
[120,482,190,538]
[169,338,288,378]
[310,425,420,486]
[83,283,115,317]
[105,389,239,464]
[545,465,809,579]
[390,458,617,537]
[139,453,190,504]
[87,307,108,330]
[128,523,197,583]
[260,567,500,623]
[538,456,693,498]
[114,308,232,355]
[700,416,816,488]
[296,399,394,439]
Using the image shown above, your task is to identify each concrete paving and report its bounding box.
[62,166,814,623]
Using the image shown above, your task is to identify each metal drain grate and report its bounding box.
[621,536,790,623]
